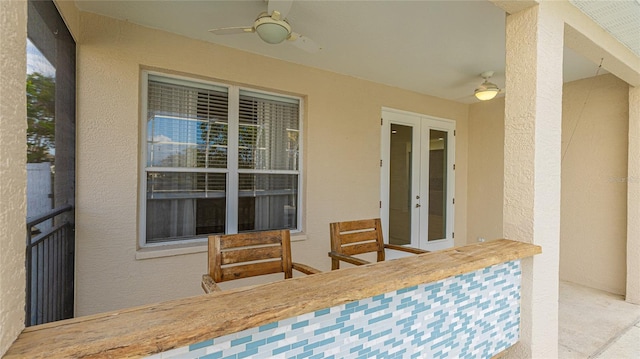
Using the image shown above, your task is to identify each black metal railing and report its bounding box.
[25,204,74,326]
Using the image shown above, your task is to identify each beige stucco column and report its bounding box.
[0,0,27,356]
[503,3,563,358]
[628,86,640,305]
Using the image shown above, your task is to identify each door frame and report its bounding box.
[380,107,456,251]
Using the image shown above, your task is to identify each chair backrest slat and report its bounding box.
[340,242,380,256]
[339,230,378,245]
[219,232,283,249]
[220,246,283,265]
[338,219,378,232]
[220,261,284,281]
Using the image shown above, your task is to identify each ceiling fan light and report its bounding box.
[255,20,290,44]
[474,81,500,101]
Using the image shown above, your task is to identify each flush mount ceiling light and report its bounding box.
[254,12,291,44]
[474,71,500,101]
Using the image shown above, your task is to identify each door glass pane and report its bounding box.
[388,124,412,245]
[428,130,447,240]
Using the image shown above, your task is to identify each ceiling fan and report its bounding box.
[208,0,321,53]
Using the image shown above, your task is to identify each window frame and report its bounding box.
[139,70,304,248]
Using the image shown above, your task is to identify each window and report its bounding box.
[142,73,301,244]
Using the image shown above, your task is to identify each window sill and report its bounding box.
[135,232,308,260]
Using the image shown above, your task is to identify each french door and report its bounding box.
[380,109,455,254]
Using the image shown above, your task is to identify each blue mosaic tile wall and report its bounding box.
[147,260,521,359]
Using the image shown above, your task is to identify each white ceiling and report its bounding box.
[74,0,623,104]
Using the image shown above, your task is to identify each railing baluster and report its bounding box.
[25,238,32,326]
[46,239,50,324]
[38,243,44,325]
[54,231,59,321]
[52,232,58,322]
[56,230,61,320]
[43,240,47,324]
[66,225,75,318]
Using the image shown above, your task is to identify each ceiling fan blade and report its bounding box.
[268,0,293,20]
[288,32,321,53]
[208,26,254,35]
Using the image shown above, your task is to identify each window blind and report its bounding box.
[147,78,229,169]
[238,90,300,171]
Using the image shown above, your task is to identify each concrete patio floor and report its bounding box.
[560,281,640,358]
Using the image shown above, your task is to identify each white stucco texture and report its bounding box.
[0,0,27,356]
[503,3,563,358]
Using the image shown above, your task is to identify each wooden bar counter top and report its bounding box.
[4,239,541,359]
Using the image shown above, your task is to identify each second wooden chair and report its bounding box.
[202,229,321,293]
[328,218,429,270]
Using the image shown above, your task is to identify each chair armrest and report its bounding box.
[201,274,222,293]
[292,262,322,275]
[328,251,370,266]
[384,243,430,254]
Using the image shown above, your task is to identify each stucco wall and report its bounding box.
[560,73,629,295]
[467,97,505,244]
[0,0,27,355]
[629,85,640,304]
[467,73,629,295]
[74,11,468,316]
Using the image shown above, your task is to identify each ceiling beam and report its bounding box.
[488,0,539,15]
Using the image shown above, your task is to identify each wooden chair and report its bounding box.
[328,218,429,270]
[202,229,321,293]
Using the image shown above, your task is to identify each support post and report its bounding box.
[628,85,640,305]
[0,0,28,355]
[503,3,564,357]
